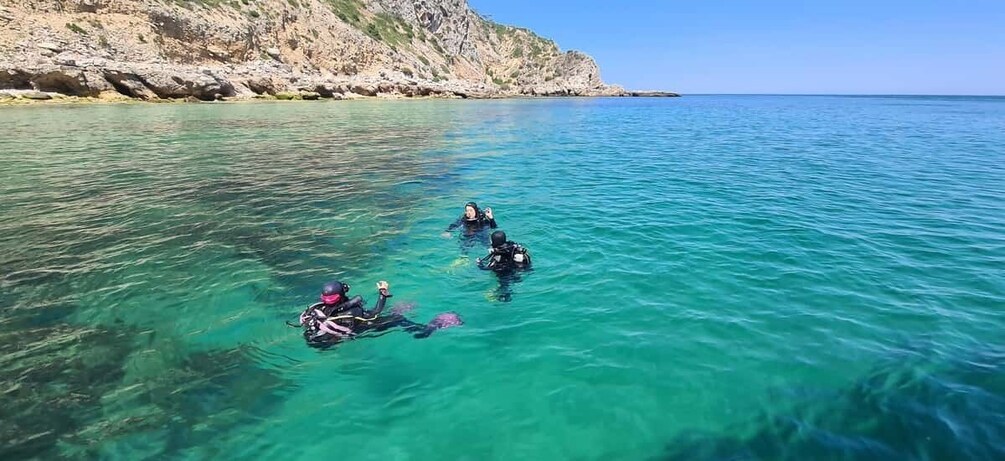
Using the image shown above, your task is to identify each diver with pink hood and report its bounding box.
[296,280,462,348]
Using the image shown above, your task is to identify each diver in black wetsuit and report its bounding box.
[297,280,460,348]
[477,230,532,302]
[443,202,497,236]
[443,202,499,252]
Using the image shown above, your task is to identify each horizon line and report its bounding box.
[653,92,1005,97]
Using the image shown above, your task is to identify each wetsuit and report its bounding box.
[477,241,532,271]
[446,214,497,233]
[302,292,436,348]
[478,237,532,302]
[446,202,498,235]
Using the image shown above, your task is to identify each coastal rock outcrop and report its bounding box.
[21,90,52,100]
[0,0,629,101]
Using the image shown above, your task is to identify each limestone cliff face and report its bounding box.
[0,0,623,100]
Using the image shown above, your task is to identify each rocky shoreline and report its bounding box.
[0,58,679,104]
[626,90,682,97]
[0,56,627,105]
[0,1,677,105]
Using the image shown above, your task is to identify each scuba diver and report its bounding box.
[295,280,462,348]
[477,230,532,302]
[443,201,499,252]
[443,202,497,236]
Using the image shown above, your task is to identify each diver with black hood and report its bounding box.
[296,280,462,348]
[443,202,497,236]
[477,230,532,301]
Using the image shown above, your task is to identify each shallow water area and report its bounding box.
[1,96,1003,460]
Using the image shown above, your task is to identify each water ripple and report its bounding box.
[1,97,1003,460]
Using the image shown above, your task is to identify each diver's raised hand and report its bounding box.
[376,280,390,296]
[484,207,494,220]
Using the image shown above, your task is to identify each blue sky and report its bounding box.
[469,0,1005,95]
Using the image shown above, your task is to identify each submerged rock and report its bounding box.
[657,349,1005,461]
[0,324,135,459]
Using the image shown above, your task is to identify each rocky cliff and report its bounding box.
[0,0,625,101]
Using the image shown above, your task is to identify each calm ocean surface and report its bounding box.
[1,95,1003,460]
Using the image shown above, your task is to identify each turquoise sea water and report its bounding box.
[1,96,1003,460]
